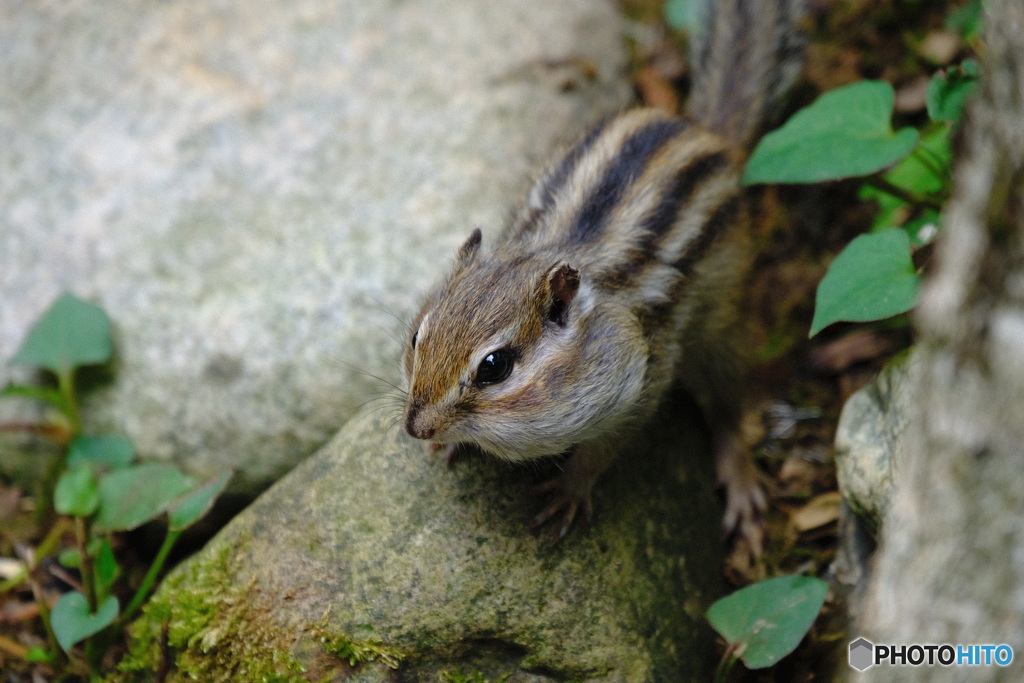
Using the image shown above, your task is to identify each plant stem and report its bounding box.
[0,566,29,594]
[37,450,66,523]
[74,517,97,612]
[36,371,82,522]
[39,600,62,660]
[120,529,181,624]
[910,146,949,185]
[84,639,103,677]
[56,370,82,436]
[864,175,945,213]
[713,643,740,683]
[37,517,75,558]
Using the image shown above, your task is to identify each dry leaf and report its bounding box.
[790,491,842,532]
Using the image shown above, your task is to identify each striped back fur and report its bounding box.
[506,109,741,299]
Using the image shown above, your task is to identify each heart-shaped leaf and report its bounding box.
[51,592,119,652]
[93,463,195,532]
[810,228,921,336]
[11,293,112,377]
[707,575,828,669]
[743,81,919,185]
[168,471,232,532]
[54,465,100,517]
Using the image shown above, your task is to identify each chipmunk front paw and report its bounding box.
[716,435,768,554]
[527,474,595,541]
[427,442,479,466]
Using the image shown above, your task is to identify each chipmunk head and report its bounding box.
[402,228,585,461]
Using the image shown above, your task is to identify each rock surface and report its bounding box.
[0,0,631,494]
[834,353,918,535]
[120,396,725,682]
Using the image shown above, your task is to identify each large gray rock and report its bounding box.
[0,0,631,493]
[119,396,725,681]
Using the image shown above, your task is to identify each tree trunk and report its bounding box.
[860,0,1024,680]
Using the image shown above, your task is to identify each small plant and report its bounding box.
[1,292,231,677]
[706,575,829,682]
[740,14,980,336]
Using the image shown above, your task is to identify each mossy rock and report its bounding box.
[118,395,726,681]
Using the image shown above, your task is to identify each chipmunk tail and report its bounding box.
[688,0,806,150]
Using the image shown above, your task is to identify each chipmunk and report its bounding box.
[402,0,805,544]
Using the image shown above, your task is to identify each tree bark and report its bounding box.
[861,0,1024,680]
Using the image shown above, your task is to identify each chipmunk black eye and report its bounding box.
[476,349,514,385]
[411,331,418,350]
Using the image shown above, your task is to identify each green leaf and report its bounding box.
[50,592,119,652]
[67,435,135,470]
[860,125,951,232]
[810,229,921,336]
[59,548,81,569]
[945,0,982,41]
[168,471,232,532]
[706,575,828,669]
[93,463,196,532]
[743,81,919,185]
[10,293,113,377]
[665,0,704,32]
[26,646,55,664]
[54,465,100,517]
[926,60,980,123]
[885,125,951,197]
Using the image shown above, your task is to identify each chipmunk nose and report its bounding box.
[404,405,437,440]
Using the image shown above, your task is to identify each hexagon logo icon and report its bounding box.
[849,637,875,671]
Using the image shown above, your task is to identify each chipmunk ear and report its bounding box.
[455,228,482,268]
[544,262,580,327]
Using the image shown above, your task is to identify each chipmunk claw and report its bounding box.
[528,477,594,540]
[723,484,767,555]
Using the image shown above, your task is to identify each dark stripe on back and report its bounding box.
[568,118,687,243]
[540,118,609,208]
[590,151,728,290]
[639,151,728,243]
[673,196,740,276]
[512,119,609,236]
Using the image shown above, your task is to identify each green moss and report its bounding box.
[115,537,307,682]
[114,536,407,682]
[307,612,403,669]
[439,671,511,683]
